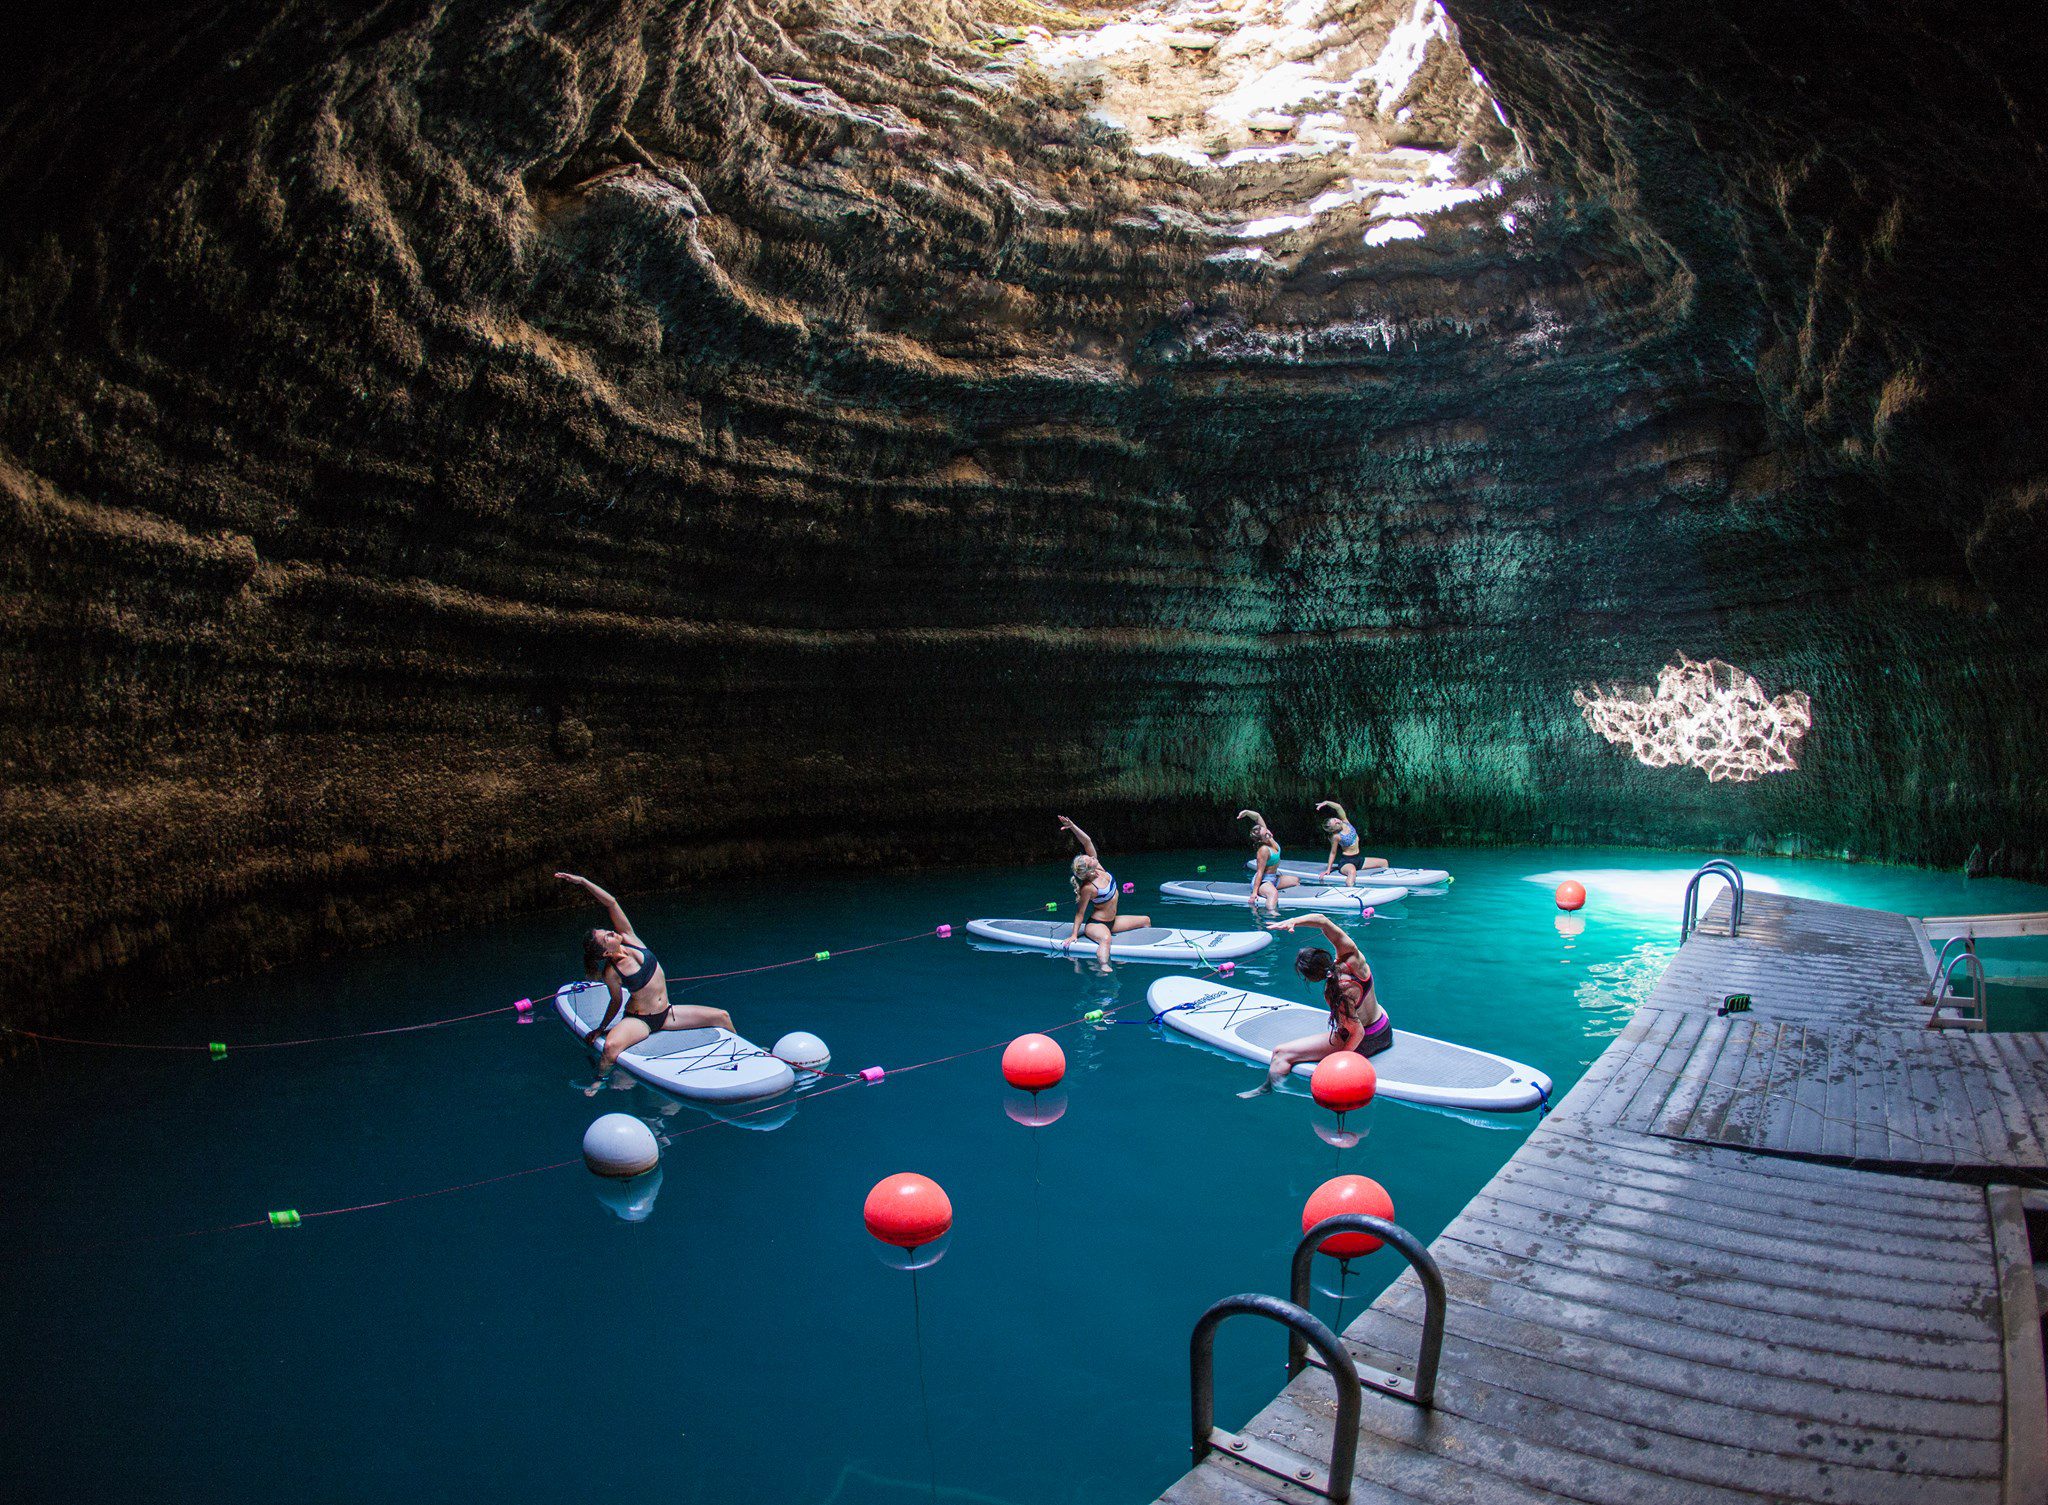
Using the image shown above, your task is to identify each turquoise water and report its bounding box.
[5,848,2047,1503]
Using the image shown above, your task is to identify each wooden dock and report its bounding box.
[1159,890,2048,1505]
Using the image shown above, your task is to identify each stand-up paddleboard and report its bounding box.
[965,918,1273,964]
[1161,880,1410,910]
[1250,859,1450,887]
[1145,976,1550,1112]
[555,982,795,1102]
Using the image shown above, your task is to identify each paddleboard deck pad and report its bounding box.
[965,919,1273,963]
[1161,880,1411,910]
[1145,976,1550,1112]
[1252,860,1450,887]
[555,982,795,1102]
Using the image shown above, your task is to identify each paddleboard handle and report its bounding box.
[860,1067,886,1083]
[935,924,953,938]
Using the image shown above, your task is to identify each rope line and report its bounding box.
[6,926,954,1056]
[27,994,1139,1253]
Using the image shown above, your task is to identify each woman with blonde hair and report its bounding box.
[1058,816,1150,965]
[1238,808,1299,918]
[1314,800,1390,885]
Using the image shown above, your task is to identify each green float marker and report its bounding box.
[814,950,830,963]
[1196,864,1207,874]
[1083,1009,1105,1023]
[1045,901,1058,912]
[267,1210,301,1228]
[209,1042,227,1060]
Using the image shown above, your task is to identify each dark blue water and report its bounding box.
[5,848,2046,1503]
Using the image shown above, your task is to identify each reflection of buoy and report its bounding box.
[592,1165,664,1222]
[1004,1088,1068,1128]
[1001,1034,1066,1092]
[1555,880,1586,912]
[1313,1121,1362,1149]
[864,1173,953,1250]
[773,1031,831,1072]
[1311,1053,1377,1113]
[1555,913,1585,939]
[582,1113,660,1177]
[1302,1175,1394,1257]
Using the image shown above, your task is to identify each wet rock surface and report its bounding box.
[1,0,2043,1007]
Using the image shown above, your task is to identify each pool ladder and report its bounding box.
[1927,933,1990,1031]
[1680,859,1746,942]
[1188,1215,1445,1505]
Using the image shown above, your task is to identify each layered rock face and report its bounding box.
[1,0,2042,1005]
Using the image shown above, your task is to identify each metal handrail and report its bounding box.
[1288,1215,1445,1407]
[1930,946,1989,1030]
[1681,860,1746,942]
[1190,1294,1361,1505]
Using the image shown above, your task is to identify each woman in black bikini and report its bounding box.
[1238,912,1392,1096]
[557,872,736,1089]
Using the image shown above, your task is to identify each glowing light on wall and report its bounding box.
[1573,657,1812,782]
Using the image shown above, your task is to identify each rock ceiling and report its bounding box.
[1,0,2043,1002]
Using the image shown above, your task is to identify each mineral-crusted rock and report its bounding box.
[1,0,2044,1010]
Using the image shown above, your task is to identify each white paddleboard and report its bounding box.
[1161,880,1410,910]
[1145,975,1550,1112]
[1251,859,1450,887]
[965,918,1273,963]
[555,982,795,1102]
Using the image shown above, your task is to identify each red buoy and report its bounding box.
[1554,879,1586,912]
[1001,1033,1066,1092]
[864,1173,954,1249]
[1302,1175,1395,1258]
[1310,1052,1377,1113]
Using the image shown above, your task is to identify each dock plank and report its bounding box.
[1159,893,2038,1505]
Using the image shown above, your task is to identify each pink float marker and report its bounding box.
[935,924,953,938]
[513,998,533,1016]
[1121,881,1135,894]
[1218,962,1236,977]
[1362,907,1376,919]
[860,1067,886,1084]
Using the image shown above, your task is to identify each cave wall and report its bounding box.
[2,0,2043,1008]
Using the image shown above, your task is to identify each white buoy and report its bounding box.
[773,1031,831,1072]
[582,1113,660,1178]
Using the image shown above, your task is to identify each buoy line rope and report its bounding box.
[4,927,955,1057]
[26,997,1143,1254]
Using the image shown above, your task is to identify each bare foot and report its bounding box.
[1237,1081,1273,1099]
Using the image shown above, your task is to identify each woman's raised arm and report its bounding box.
[556,872,635,939]
[1057,816,1098,861]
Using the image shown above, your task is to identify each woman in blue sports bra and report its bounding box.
[1313,800,1390,886]
[1238,809,1299,917]
[1058,816,1150,966]
[557,872,738,1092]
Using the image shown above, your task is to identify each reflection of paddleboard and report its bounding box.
[1160,880,1410,910]
[1145,976,1550,1112]
[965,919,1272,963]
[1252,860,1449,887]
[555,982,794,1102]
